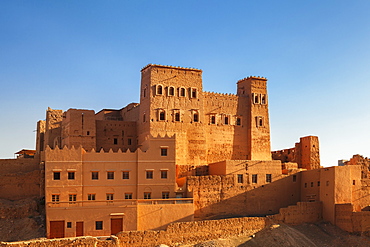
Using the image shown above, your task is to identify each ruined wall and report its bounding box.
[0,159,41,200]
[272,201,322,225]
[0,217,269,247]
[43,108,63,151]
[272,136,320,170]
[345,154,370,179]
[335,203,370,234]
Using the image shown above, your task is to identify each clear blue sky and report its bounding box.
[1,1,370,167]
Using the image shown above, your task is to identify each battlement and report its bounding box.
[203,91,237,98]
[141,63,202,72]
[237,76,267,83]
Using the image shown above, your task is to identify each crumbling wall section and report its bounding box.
[271,201,322,225]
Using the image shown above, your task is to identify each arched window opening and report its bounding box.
[157,85,163,95]
[168,87,175,96]
[180,87,186,97]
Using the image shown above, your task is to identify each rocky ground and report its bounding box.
[0,197,45,242]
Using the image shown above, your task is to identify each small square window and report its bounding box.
[144,192,151,199]
[52,194,60,203]
[237,174,243,183]
[125,193,133,199]
[161,170,168,179]
[88,194,95,200]
[68,172,75,180]
[161,148,168,156]
[107,172,114,180]
[53,172,60,180]
[122,171,130,179]
[92,172,99,180]
[95,221,103,230]
[146,170,153,179]
[67,222,72,228]
[252,174,258,184]
[69,194,76,204]
[106,193,114,201]
[162,192,169,199]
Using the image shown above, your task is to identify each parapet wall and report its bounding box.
[0,216,269,247]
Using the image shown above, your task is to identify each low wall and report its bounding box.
[0,216,269,247]
[336,203,370,234]
[271,201,322,225]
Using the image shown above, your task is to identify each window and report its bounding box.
[159,111,165,121]
[293,175,297,182]
[143,88,146,97]
[122,171,130,179]
[261,95,267,104]
[88,194,96,201]
[95,221,103,230]
[210,115,216,124]
[53,172,60,180]
[266,174,272,183]
[87,131,90,135]
[156,85,163,95]
[161,148,168,156]
[317,181,320,186]
[68,172,75,180]
[146,170,153,179]
[125,193,133,199]
[224,116,229,125]
[67,222,72,228]
[161,170,168,179]
[180,87,186,97]
[143,114,146,122]
[193,113,199,122]
[326,181,329,186]
[311,182,314,187]
[305,183,307,188]
[69,194,77,204]
[106,193,114,201]
[253,93,259,104]
[52,194,60,203]
[107,172,114,180]
[191,88,197,98]
[144,192,151,199]
[237,174,243,183]
[162,192,169,199]
[168,86,175,96]
[256,116,264,127]
[128,138,132,145]
[252,174,258,184]
[236,117,241,126]
[175,112,180,122]
[353,180,356,185]
[92,172,99,180]
[114,138,118,145]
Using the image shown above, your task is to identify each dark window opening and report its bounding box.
[159,111,165,121]
[180,88,186,96]
[237,174,243,183]
[92,172,99,180]
[169,87,174,96]
[161,170,168,179]
[114,138,118,145]
[157,85,163,95]
[125,193,132,199]
[175,112,180,122]
[161,148,168,156]
[53,172,61,180]
[266,174,272,183]
[224,116,229,125]
[128,138,132,145]
[122,171,130,179]
[107,172,114,180]
[88,194,95,200]
[293,175,297,182]
[193,113,199,122]
[211,115,216,124]
[191,88,197,98]
[68,172,75,180]
[144,192,151,199]
[67,222,72,228]
[162,192,169,199]
[236,118,241,126]
[146,170,153,179]
[87,131,90,135]
[252,174,258,183]
[95,221,103,230]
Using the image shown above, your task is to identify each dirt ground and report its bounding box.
[189,222,370,247]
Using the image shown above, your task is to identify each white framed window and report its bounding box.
[156,85,163,95]
[179,87,186,97]
[168,86,175,96]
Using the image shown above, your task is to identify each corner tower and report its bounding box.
[237,76,271,160]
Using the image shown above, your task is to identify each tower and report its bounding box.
[237,76,271,160]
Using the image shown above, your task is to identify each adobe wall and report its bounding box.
[271,201,322,225]
[187,169,301,220]
[0,216,269,247]
[137,203,194,231]
[335,203,370,234]
[272,136,320,170]
[0,159,41,200]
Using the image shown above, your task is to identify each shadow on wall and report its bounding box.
[189,174,302,220]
